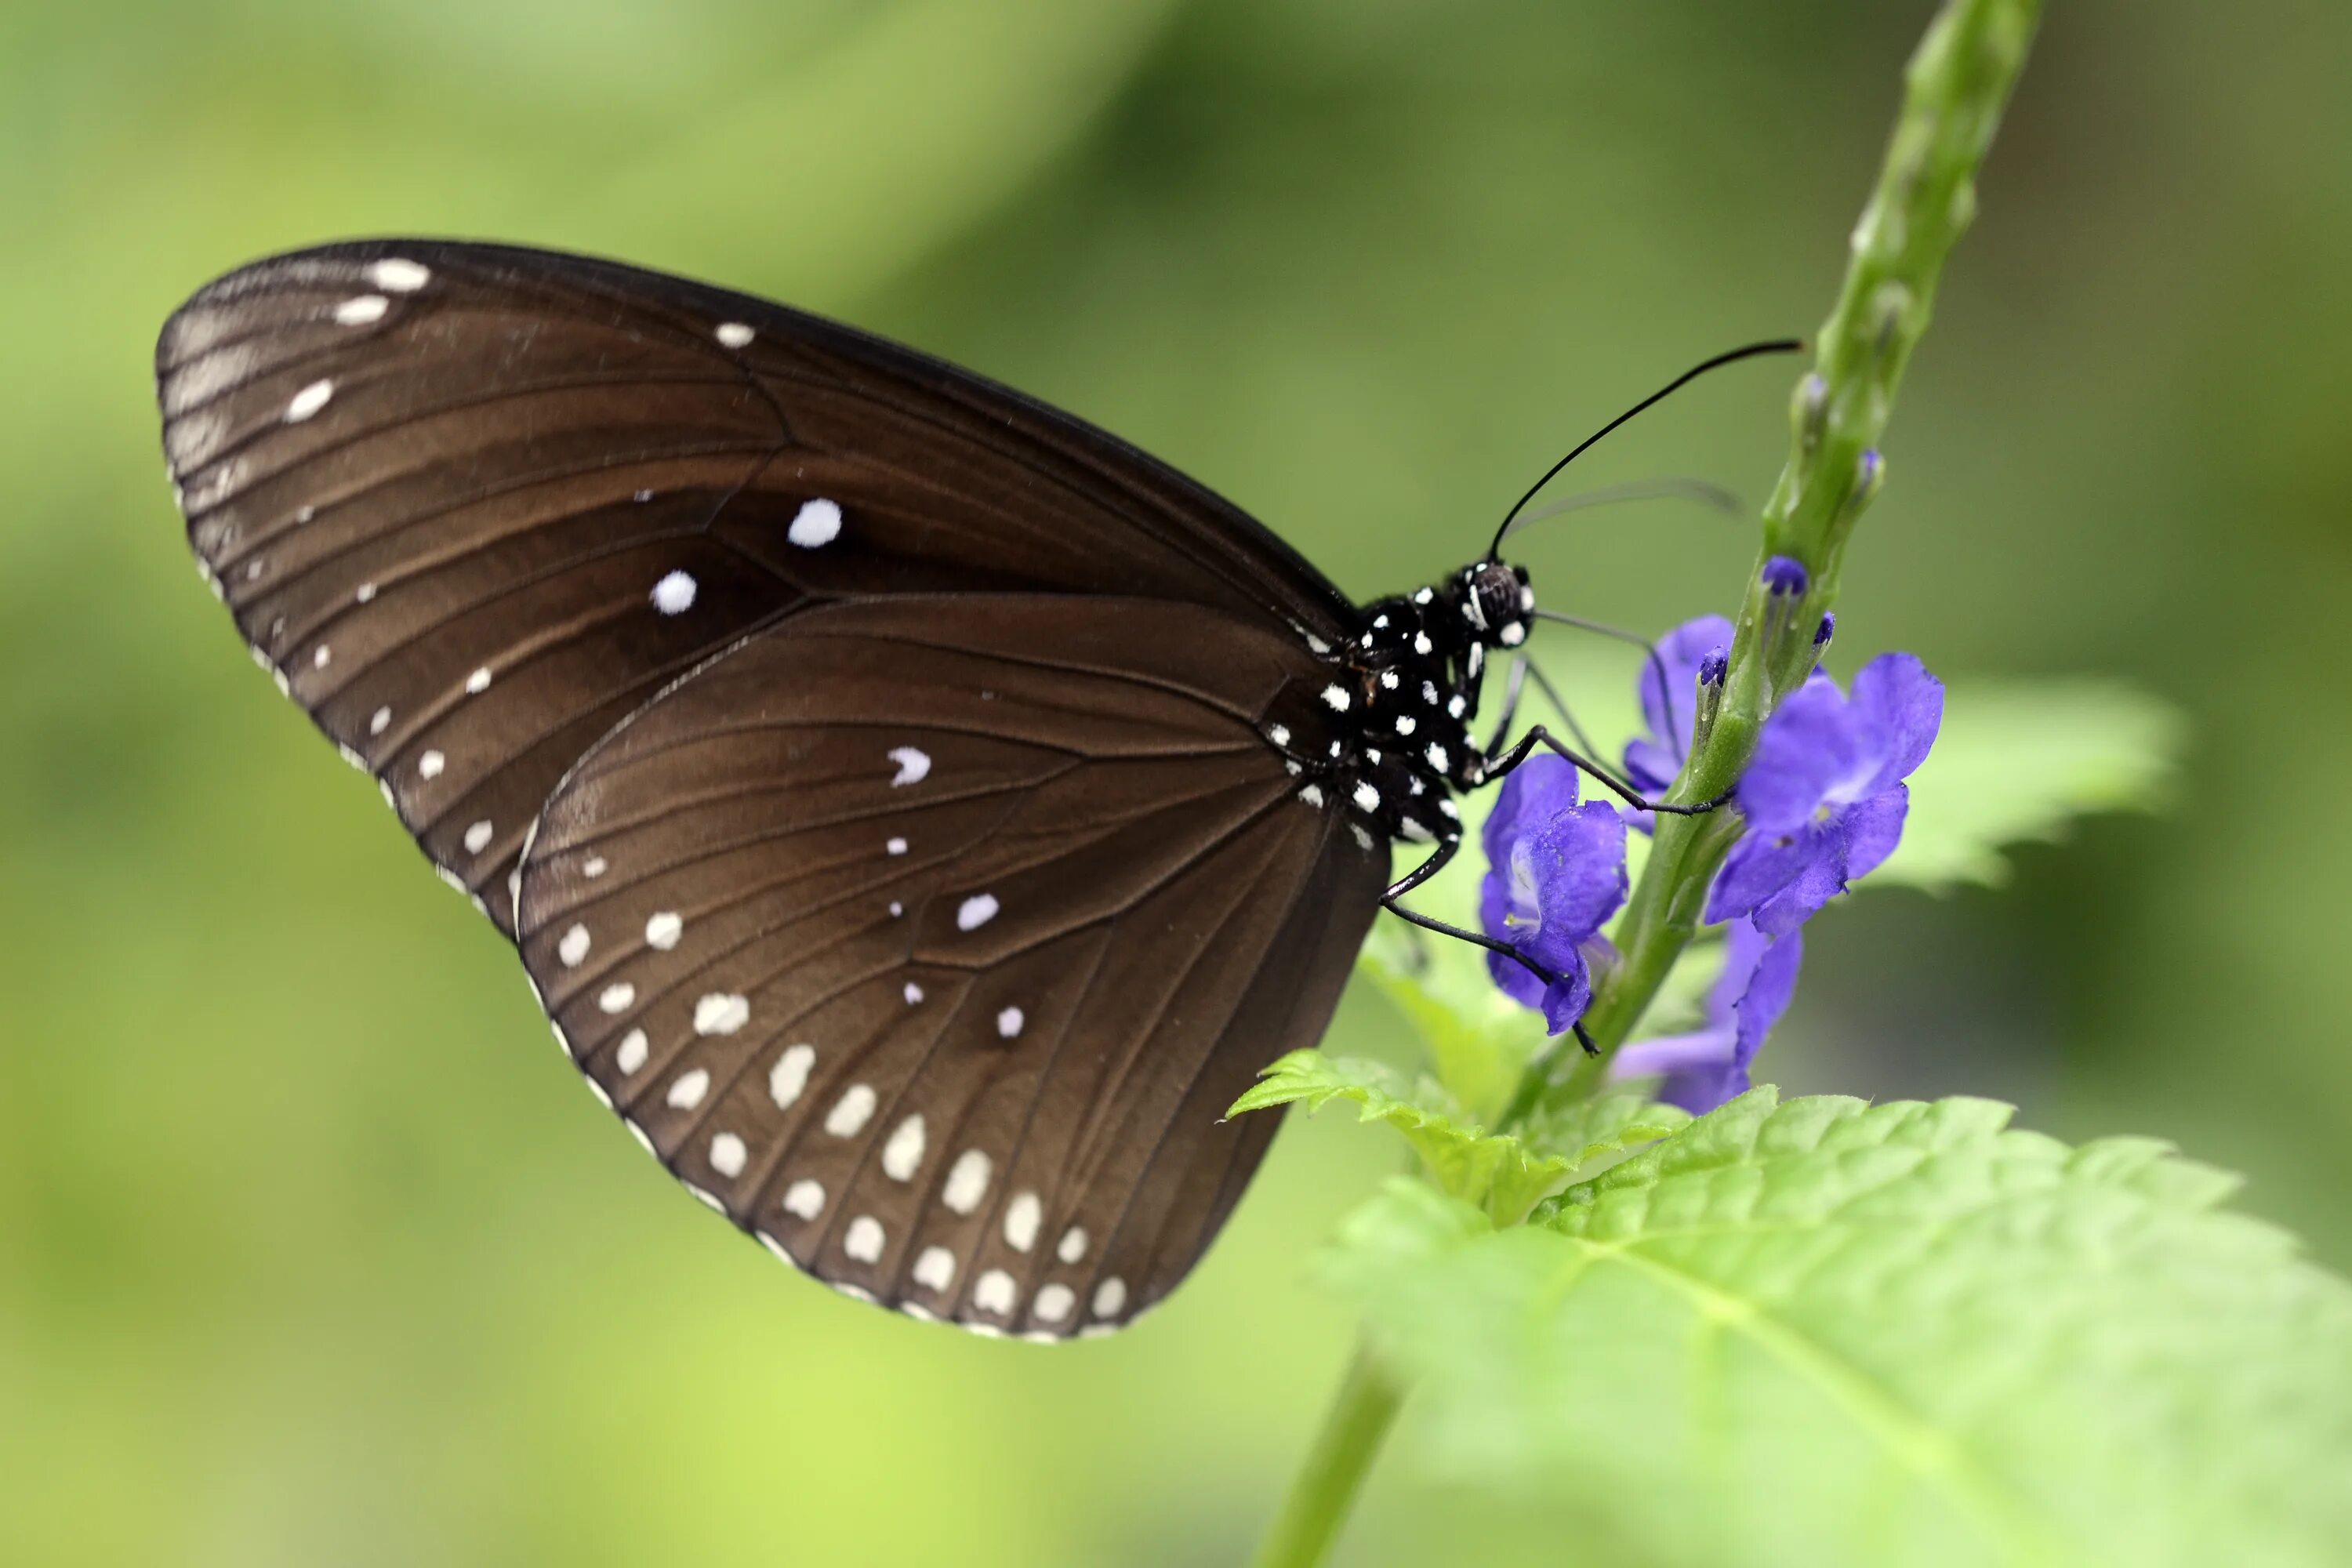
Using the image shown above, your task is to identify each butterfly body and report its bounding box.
[156,241,1537,1338]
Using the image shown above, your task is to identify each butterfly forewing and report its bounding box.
[514,596,1385,1336]
[158,240,1356,931]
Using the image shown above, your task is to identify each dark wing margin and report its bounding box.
[513,596,1386,1338]
[156,239,1359,933]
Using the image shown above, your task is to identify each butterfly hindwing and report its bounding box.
[513,595,1387,1336]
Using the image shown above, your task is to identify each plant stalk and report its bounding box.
[1529,0,2044,1109]
[1250,1345,1406,1568]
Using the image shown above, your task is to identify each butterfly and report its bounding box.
[156,241,1779,1339]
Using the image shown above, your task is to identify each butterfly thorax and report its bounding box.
[1262,560,1533,855]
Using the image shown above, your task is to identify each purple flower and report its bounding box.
[1704,652,1944,938]
[1624,615,1734,797]
[1479,754,1628,1034]
[1612,920,1803,1113]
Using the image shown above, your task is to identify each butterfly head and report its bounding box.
[1455,560,1534,651]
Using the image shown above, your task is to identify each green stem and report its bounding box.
[1250,1344,1406,1568]
[1518,0,2044,1112]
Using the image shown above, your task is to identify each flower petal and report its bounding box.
[1735,677,1882,834]
[1480,753,1581,869]
[1539,951,1595,1036]
[1748,848,1849,938]
[1729,922,1803,1065]
[1514,800,1628,971]
[1704,818,1833,926]
[1841,784,1911,883]
[1851,652,1944,793]
[1479,872,1548,1009]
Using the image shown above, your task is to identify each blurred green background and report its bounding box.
[5,2,2348,1563]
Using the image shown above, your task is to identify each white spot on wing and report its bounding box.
[1092,1278,1128,1319]
[844,1215,885,1262]
[597,982,635,1014]
[1057,1226,1088,1264]
[419,750,445,780]
[973,1269,1017,1315]
[692,993,750,1036]
[366,258,431,292]
[1034,1283,1075,1324]
[956,894,999,931]
[943,1149,993,1214]
[881,1114,927,1181]
[463,819,494,854]
[769,1044,815,1109]
[782,1179,825,1220]
[464,666,492,695]
[285,379,333,422]
[368,706,391,736]
[1320,684,1350,712]
[1004,1191,1043,1253]
[650,570,697,615]
[996,1006,1024,1040]
[615,1029,648,1074]
[710,1133,747,1178]
[666,1069,710,1109]
[312,644,332,670]
[887,746,931,786]
[582,855,608,878]
[714,321,754,348]
[885,837,908,856]
[355,583,376,604]
[1352,782,1381,812]
[787,498,843,548]
[913,1246,956,1292]
[824,1083,877,1137]
[1298,784,1325,808]
[333,294,388,325]
[645,912,684,950]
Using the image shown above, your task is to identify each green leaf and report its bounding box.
[1323,1088,2352,1568]
[1523,1090,1691,1169]
[1233,1051,1565,1221]
[1234,1052,1686,1222]
[1875,679,2183,891]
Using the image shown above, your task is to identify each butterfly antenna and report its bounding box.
[1487,339,1803,559]
[1499,475,1744,540]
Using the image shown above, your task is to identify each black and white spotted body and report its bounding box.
[1264,559,1534,857]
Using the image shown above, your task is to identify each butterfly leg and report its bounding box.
[1482,653,1605,760]
[1483,724,1733,817]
